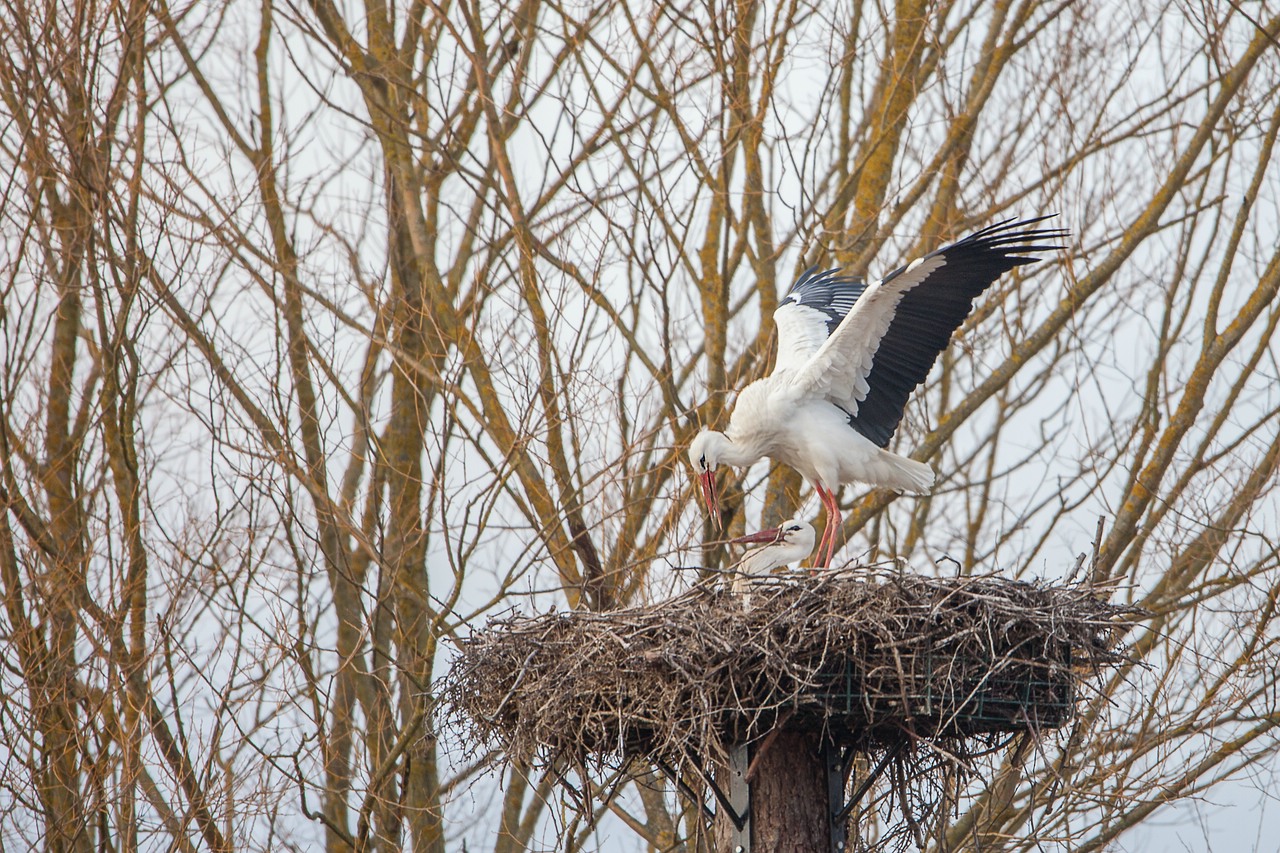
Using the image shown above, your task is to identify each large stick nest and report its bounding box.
[443,570,1141,769]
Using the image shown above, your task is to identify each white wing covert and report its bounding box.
[791,255,946,414]
[771,267,866,375]
[787,217,1066,447]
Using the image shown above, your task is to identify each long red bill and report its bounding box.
[729,526,782,546]
[699,470,721,530]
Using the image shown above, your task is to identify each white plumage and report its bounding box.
[690,217,1065,567]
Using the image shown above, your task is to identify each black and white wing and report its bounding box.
[771,267,867,374]
[791,216,1067,446]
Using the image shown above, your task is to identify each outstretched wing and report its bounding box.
[790,216,1067,447]
[771,267,867,374]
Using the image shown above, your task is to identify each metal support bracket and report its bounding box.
[824,743,852,853]
[654,744,751,850]
[826,741,907,852]
[726,743,751,853]
[653,758,718,826]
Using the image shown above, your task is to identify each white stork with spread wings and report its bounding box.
[689,217,1066,567]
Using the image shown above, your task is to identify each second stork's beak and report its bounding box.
[729,526,782,546]
[699,470,721,530]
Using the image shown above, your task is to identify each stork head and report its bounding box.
[688,429,729,530]
[729,518,817,572]
[730,518,816,553]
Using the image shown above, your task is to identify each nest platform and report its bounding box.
[444,569,1140,768]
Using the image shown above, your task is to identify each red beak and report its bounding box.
[729,526,782,546]
[699,470,722,530]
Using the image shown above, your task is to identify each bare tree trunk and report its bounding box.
[3,0,1280,848]
[717,732,830,853]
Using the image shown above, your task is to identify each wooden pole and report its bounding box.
[716,730,831,852]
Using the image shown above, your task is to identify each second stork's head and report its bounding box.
[730,518,817,573]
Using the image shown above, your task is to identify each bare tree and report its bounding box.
[1,0,1278,850]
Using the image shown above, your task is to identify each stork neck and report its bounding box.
[716,431,767,468]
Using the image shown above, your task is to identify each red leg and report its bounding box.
[819,484,839,563]
[812,484,827,568]
[811,517,828,572]
[815,483,841,568]
[825,487,843,566]
[809,485,825,569]
[825,486,841,566]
